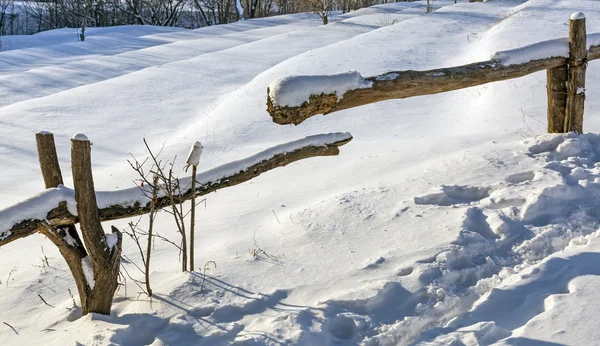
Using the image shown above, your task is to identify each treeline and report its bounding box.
[0,0,403,36]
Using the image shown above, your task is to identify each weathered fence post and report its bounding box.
[35,131,90,313]
[546,67,568,133]
[71,134,122,315]
[36,131,64,188]
[565,12,587,133]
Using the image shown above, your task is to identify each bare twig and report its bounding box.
[3,322,17,335]
[200,261,217,291]
[272,210,281,224]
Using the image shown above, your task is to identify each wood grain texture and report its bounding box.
[547,66,568,133]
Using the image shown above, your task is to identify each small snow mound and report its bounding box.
[571,12,586,20]
[526,134,567,154]
[552,137,594,161]
[72,133,89,141]
[505,171,535,184]
[36,130,53,135]
[414,185,492,206]
[327,315,356,340]
[268,70,372,107]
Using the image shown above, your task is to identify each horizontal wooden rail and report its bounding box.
[0,133,352,247]
[267,31,600,126]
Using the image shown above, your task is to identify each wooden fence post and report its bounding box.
[546,67,568,133]
[36,131,64,188]
[565,12,587,133]
[186,141,203,272]
[190,164,197,271]
[71,134,122,315]
[35,131,91,314]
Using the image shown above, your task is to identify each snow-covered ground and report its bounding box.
[2,0,600,345]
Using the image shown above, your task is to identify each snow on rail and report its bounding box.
[96,132,352,209]
[492,33,600,66]
[0,132,352,239]
[0,186,76,240]
[268,70,372,107]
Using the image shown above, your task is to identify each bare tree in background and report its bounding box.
[0,0,12,50]
[303,0,334,24]
[8,0,397,36]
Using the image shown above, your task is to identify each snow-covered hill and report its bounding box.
[2,0,600,345]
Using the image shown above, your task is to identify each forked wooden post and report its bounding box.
[565,12,587,133]
[35,131,90,313]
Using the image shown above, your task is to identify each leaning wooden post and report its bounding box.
[546,66,568,133]
[71,134,122,315]
[564,12,587,133]
[185,141,203,271]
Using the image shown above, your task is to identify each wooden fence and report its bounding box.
[267,13,597,134]
[0,131,351,315]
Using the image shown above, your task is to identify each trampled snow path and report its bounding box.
[4,0,600,345]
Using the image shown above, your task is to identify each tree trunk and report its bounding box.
[80,0,92,41]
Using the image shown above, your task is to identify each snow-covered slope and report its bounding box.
[2,0,600,345]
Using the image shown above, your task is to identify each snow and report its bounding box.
[571,12,586,20]
[105,233,118,250]
[63,231,78,247]
[4,0,600,345]
[0,186,75,239]
[375,72,400,81]
[93,132,351,209]
[492,37,570,65]
[185,141,204,166]
[81,256,95,289]
[491,31,600,66]
[268,70,372,107]
[71,133,89,141]
[36,130,53,135]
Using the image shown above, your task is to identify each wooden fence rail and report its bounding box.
[0,132,352,248]
[267,13,597,134]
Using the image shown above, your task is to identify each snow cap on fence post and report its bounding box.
[186,141,204,167]
[72,133,89,142]
[570,12,585,21]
